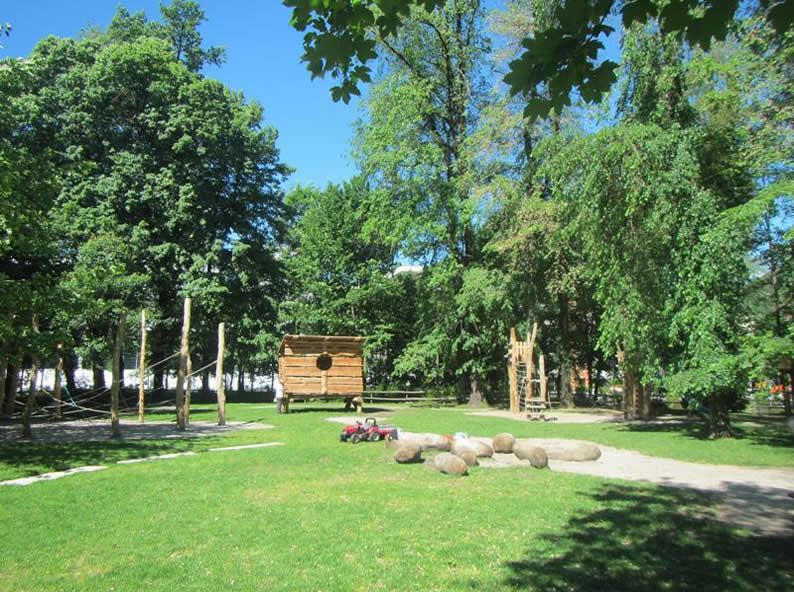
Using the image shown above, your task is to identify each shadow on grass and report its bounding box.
[492,484,793,592]
[0,437,207,479]
[620,419,794,449]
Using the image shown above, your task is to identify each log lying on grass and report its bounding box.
[513,440,548,469]
[393,444,422,464]
[453,448,479,466]
[452,438,493,459]
[534,440,601,461]
[391,432,452,452]
[430,452,469,475]
[471,439,494,458]
[492,433,515,453]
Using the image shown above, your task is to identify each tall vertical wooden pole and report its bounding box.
[111,310,127,438]
[539,354,547,406]
[22,314,40,438]
[53,344,64,420]
[508,328,518,413]
[175,297,191,431]
[138,309,147,423]
[216,322,226,425]
[185,353,192,425]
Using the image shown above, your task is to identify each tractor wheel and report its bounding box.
[368,431,381,442]
[350,433,362,444]
[340,432,348,442]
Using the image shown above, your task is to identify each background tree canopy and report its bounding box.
[1,0,791,437]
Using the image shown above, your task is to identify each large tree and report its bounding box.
[2,2,290,402]
[352,0,518,404]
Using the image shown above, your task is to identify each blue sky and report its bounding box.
[2,0,363,189]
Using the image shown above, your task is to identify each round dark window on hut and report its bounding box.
[316,353,333,371]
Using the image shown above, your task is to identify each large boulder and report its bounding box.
[453,448,479,467]
[513,440,549,468]
[492,433,515,453]
[396,432,453,452]
[431,452,469,476]
[393,445,422,464]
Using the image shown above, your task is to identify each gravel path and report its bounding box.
[545,443,794,536]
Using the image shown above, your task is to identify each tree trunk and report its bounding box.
[93,366,106,391]
[110,311,127,438]
[22,314,40,438]
[558,294,574,408]
[787,367,794,417]
[63,351,77,394]
[153,367,164,391]
[237,366,244,393]
[622,364,634,420]
[4,364,19,417]
[593,357,602,400]
[54,346,64,420]
[202,367,210,394]
[638,382,651,420]
[468,375,485,407]
[0,356,7,418]
[708,394,734,438]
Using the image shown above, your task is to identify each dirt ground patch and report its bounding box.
[0,419,273,443]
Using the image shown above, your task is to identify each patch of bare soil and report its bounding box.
[465,409,625,423]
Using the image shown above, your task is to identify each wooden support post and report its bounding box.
[526,321,538,412]
[539,354,547,405]
[185,353,192,425]
[175,297,191,431]
[111,310,127,438]
[138,309,147,423]
[54,344,64,420]
[22,314,40,438]
[216,322,226,425]
[508,328,518,413]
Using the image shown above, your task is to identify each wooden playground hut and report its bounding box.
[277,334,366,413]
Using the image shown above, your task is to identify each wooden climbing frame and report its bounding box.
[506,324,552,418]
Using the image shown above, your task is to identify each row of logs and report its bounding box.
[387,431,601,476]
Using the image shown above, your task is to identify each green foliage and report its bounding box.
[287,0,794,120]
[285,0,445,103]
[282,178,416,383]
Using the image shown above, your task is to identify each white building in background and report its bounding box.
[390,264,423,277]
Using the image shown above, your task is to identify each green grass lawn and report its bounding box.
[0,403,791,591]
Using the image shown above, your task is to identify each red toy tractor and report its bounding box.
[339,417,398,443]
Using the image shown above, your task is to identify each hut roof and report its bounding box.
[278,334,366,356]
